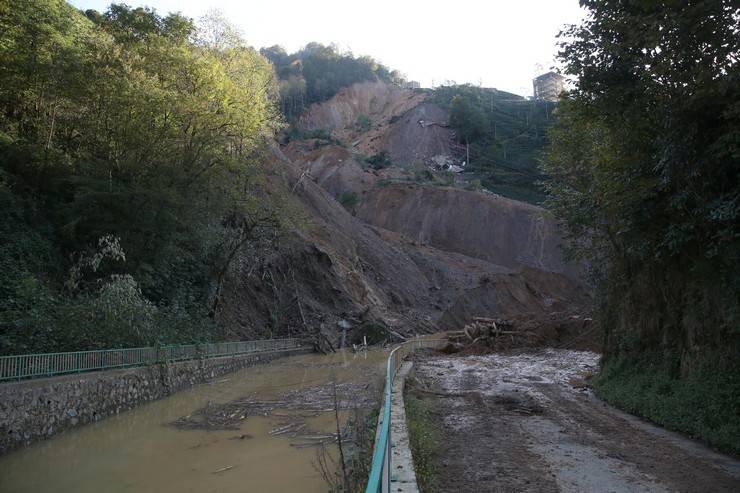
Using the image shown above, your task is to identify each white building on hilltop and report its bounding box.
[533,72,565,101]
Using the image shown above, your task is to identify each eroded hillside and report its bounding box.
[218,82,590,345]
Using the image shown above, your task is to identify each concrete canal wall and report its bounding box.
[0,347,311,455]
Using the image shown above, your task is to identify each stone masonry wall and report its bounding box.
[0,347,310,455]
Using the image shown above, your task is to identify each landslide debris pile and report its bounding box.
[220,81,593,346]
[442,313,597,353]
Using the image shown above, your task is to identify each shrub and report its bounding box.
[412,165,434,183]
[339,191,359,211]
[355,114,372,132]
[593,353,740,455]
[365,151,392,170]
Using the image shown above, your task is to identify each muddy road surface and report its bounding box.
[410,349,740,493]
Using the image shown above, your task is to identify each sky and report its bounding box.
[69,0,587,97]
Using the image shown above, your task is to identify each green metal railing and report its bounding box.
[0,338,303,382]
[365,338,446,493]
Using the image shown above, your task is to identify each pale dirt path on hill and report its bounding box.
[409,350,740,493]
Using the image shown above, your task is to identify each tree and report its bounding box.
[544,0,739,357]
[0,0,282,353]
[262,42,395,121]
[449,94,488,144]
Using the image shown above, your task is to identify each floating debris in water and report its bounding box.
[168,380,380,450]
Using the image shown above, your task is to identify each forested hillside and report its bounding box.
[260,43,402,121]
[0,1,284,354]
[544,0,739,453]
[433,84,556,203]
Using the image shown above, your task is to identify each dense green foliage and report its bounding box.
[0,1,281,354]
[594,353,740,454]
[260,43,402,121]
[545,0,739,448]
[433,85,557,203]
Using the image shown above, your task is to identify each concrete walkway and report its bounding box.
[390,361,419,493]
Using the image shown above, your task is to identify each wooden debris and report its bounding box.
[169,381,378,431]
[447,317,532,350]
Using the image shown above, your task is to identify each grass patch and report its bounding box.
[593,353,740,455]
[405,390,442,492]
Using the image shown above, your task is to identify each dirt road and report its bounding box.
[409,349,740,493]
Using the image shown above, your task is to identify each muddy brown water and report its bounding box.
[0,350,387,493]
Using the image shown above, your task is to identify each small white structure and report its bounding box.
[533,72,565,101]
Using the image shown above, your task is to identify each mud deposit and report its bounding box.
[0,350,386,493]
[410,350,740,492]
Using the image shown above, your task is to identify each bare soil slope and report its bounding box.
[285,144,579,279]
[296,81,454,164]
[357,184,580,279]
[289,83,581,280]
[217,153,587,344]
[282,144,378,200]
[384,102,454,164]
[220,83,588,344]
